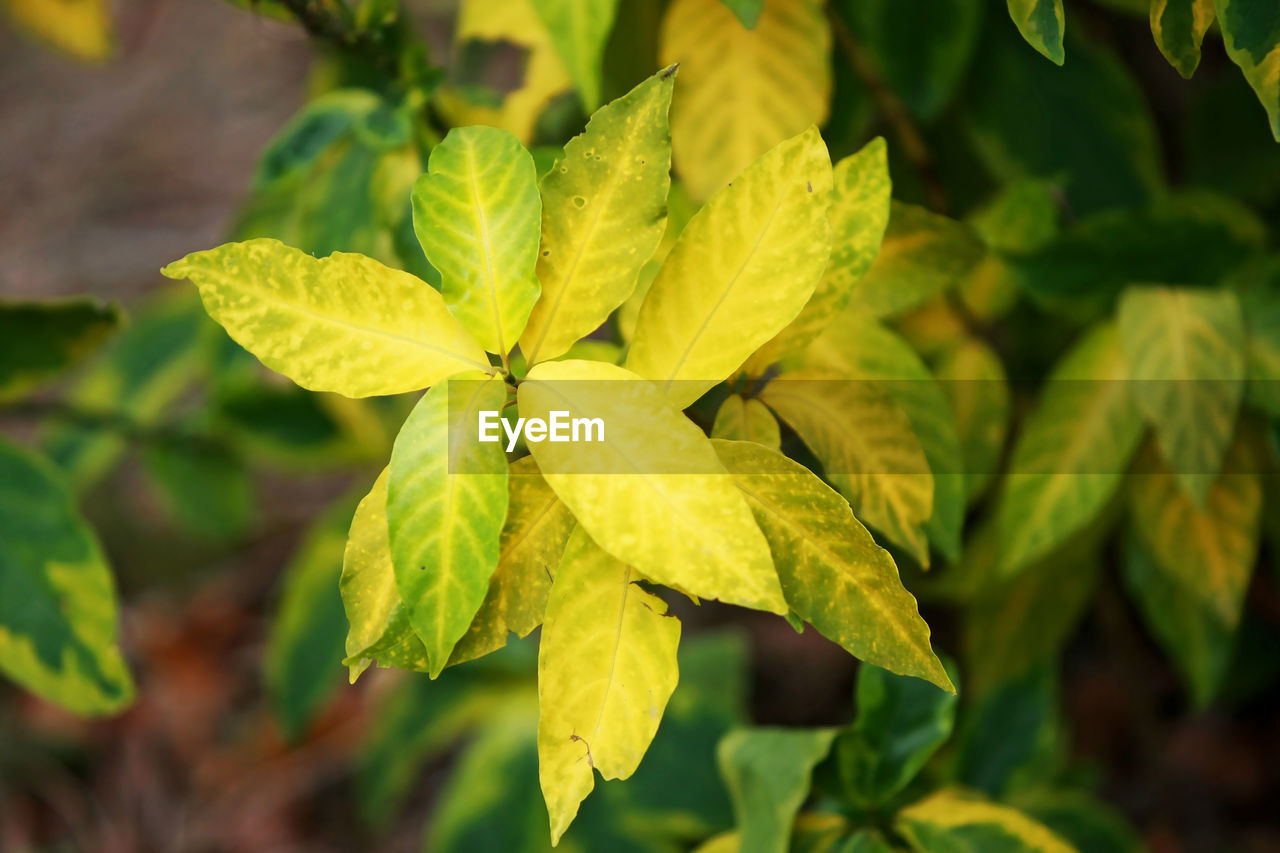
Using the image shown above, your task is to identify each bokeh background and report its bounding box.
[2,1,1280,851]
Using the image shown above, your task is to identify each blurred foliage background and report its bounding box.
[2,0,1279,851]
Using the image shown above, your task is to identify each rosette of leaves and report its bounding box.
[698,662,1140,853]
[161,67,963,842]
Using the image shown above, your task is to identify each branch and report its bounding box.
[828,7,951,216]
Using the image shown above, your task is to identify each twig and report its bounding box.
[828,7,951,216]
[277,0,400,78]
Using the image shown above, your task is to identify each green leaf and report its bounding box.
[1119,286,1246,504]
[954,666,1061,798]
[357,655,531,826]
[449,455,574,664]
[958,179,1060,321]
[897,790,1077,853]
[1005,0,1065,64]
[661,0,831,201]
[0,439,133,715]
[413,126,542,356]
[1121,532,1234,706]
[44,289,210,490]
[964,23,1161,215]
[429,699,552,852]
[712,440,952,691]
[761,373,934,566]
[518,359,786,613]
[834,661,959,805]
[141,437,253,541]
[233,91,428,276]
[1128,438,1260,629]
[962,522,1102,694]
[627,126,832,409]
[712,396,782,450]
[935,339,1010,504]
[264,494,354,740]
[1151,0,1216,77]
[1016,790,1143,853]
[0,298,120,402]
[519,68,675,365]
[805,313,966,561]
[162,239,490,397]
[839,0,983,120]
[848,202,983,320]
[529,0,621,111]
[537,526,682,844]
[1215,0,1280,140]
[719,0,763,28]
[716,727,837,853]
[997,323,1143,574]
[1012,194,1265,309]
[751,138,893,369]
[388,374,509,676]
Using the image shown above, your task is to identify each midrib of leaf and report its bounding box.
[529,379,740,565]
[525,123,646,366]
[661,198,784,396]
[222,282,492,373]
[731,478,932,663]
[590,565,632,740]
[466,145,509,359]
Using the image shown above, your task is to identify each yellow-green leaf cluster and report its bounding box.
[661,0,831,201]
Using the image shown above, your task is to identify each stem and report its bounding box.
[828,7,951,216]
[277,0,400,79]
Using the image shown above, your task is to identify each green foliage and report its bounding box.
[0,440,133,714]
[0,298,120,402]
[708,661,1115,853]
[11,0,1280,846]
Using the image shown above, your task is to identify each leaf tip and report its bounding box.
[660,62,679,80]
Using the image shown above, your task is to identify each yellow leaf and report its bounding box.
[661,0,831,201]
[711,395,781,450]
[897,789,1077,852]
[413,126,542,356]
[435,0,573,143]
[5,0,112,62]
[748,137,893,371]
[520,69,676,365]
[713,439,952,691]
[626,126,833,409]
[161,239,491,398]
[451,455,575,663]
[1129,438,1261,629]
[537,526,681,843]
[761,373,933,566]
[388,374,510,677]
[517,359,786,613]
